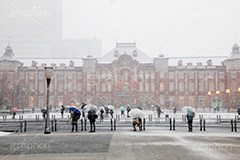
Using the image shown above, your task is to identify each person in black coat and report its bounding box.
[60,105,65,118]
[81,103,87,118]
[71,111,80,132]
[127,106,131,118]
[88,110,98,132]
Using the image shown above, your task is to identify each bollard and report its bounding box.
[35,115,38,121]
[84,118,87,131]
[200,118,202,131]
[20,121,23,132]
[169,118,172,130]
[219,115,221,124]
[110,118,113,131]
[81,119,83,131]
[231,119,233,132]
[114,118,116,131]
[173,118,175,131]
[151,115,152,122]
[37,115,39,121]
[51,120,54,132]
[149,115,151,122]
[68,115,70,121]
[54,120,57,132]
[24,120,27,132]
[203,119,206,131]
[216,115,219,123]
[234,120,237,132]
[143,118,145,130]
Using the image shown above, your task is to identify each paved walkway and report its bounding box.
[0,130,239,160]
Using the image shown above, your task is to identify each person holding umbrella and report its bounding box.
[129,108,144,131]
[127,105,131,118]
[186,108,195,132]
[60,105,65,118]
[120,106,125,117]
[12,108,17,119]
[88,110,98,132]
[67,106,81,132]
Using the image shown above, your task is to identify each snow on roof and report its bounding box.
[168,56,227,66]
[0,46,17,61]
[99,43,153,63]
[17,58,83,67]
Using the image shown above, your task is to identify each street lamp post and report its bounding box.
[208,91,211,111]
[9,85,13,115]
[216,91,220,112]
[226,89,230,111]
[44,67,53,134]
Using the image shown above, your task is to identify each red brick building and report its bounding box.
[1,42,240,110]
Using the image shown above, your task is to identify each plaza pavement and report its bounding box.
[0,130,239,160]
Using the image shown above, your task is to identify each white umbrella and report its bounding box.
[182,106,194,113]
[99,106,105,112]
[83,104,98,113]
[108,105,114,110]
[129,108,144,118]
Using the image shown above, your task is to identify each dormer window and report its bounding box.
[114,50,119,57]
[133,50,137,57]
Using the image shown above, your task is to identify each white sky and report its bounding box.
[63,0,240,57]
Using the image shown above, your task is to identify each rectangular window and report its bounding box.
[58,82,64,92]
[145,71,149,79]
[58,73,64,79]
[179,73,184,79]
[107,72,112,79]
[87,73,91,79]
[68,82,73,92]
[160,95,165,105]
[169,72,174,79]
[77,73,83,79]
[96,83,100,92]
[107,82,112,92]
[199,82,204,91]
[231,81,237,92]
[199,72,204,79]
[219,82,225,92]
[199,98,204,107]
[87,82,92,91]
[145,82,149,91]
[39,83,45,94]
[160,81,164,91]
[160,72,164,79]
[169,82,174,91]
[139,71,143,79]
[179,97,184,107]
[39,97,44,108]
[179,82,184,92]
[29,96,34,107]
[29,83,35,92]
[68,73,73,79]
[208,73,214,79]
[231,72,236,78]
[58,96,63,106]
[77,83,83,92]
[189,73,194,79]
[101,71,106,79]
[150,71,155,79]
[139,82,143,92]
[102,83,106,92]
[209,82,214,91]
[189,82,194,92]
[151,83,155,92]
[50,83,54,92]
[38,72,44,80]
[29,73,35,80]
[219,72,225,79]
[189,97,194,106]
[19,73,24,80]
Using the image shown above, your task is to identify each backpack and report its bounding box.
[190,111,195,118]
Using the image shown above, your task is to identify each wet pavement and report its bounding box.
[0,130,240,160]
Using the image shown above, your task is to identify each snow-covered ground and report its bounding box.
[0,132,12,136]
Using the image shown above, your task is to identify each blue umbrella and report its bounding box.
[66,106,81,114]
[120,107,125,112]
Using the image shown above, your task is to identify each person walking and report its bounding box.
[88,111,98,132]
[71,111,80,132]
[41,109,47,119]
[120,107,125,117]
[81,102,87,118]
[12,111,16,119]
[132,117,142,131]
[156,105,162,118]
[127,106,131,118]
[60,105,65,118]
[110,109,114,119]
[186,109,195,132]
[173,107,177,114]
[100,109,104,122]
